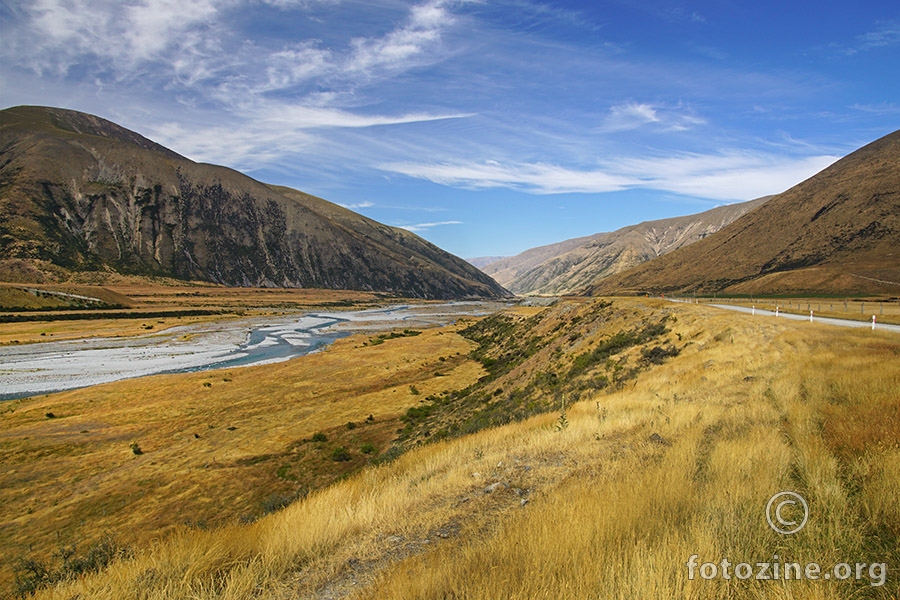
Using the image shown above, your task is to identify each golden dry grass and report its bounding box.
[363,312,900,599]
[4,299,899,599]
[0,323,483,593]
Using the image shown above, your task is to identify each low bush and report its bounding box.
[13,537,130,598]
[331,446,351,462]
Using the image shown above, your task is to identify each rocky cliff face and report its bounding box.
[0,106,509,299]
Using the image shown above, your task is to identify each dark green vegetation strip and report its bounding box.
[364,328,422,346]
[392,300,681,452]
[12,536,131,598]
[0,309,232,323]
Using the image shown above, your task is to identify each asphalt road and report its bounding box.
[708,303,900,334]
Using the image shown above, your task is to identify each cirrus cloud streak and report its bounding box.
[384,152,840,200]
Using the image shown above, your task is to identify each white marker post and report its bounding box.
[872,315,876,331]
[810,310,814,323]
[752,305,756,316]
[775,306,779,317]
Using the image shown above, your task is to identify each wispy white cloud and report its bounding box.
[148,121,312,169]
[601,102,659,132]
[397,220,463,232]
[258,0,340,8]
[1,0,475,169]
[259,42,334,91]
[5,0,468,128]
[149,104,472,168]
[854,21,900,52]
[606,152,840,199]
[383,160,632,194]
[13,0,222,76]
[337,200,374,209]
[831,20,900,56]
[384,151,840,200]
[253,103,474,129]
[850,102,900,115]
[347,0,455,75]
[600,102,706,133]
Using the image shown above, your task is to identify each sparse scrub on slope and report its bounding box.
[397,300,681,446]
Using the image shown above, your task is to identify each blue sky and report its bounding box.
[2,1,899,259]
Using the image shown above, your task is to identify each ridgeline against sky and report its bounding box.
[2,1,899,257]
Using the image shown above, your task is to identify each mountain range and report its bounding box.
[3,106,898,300]
[479,197,769,295]
[0,106,509,299]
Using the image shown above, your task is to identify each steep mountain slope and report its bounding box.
[0,106,509,299]
[478,234,598,291]
[587,129,900,296]
[483,198,769,295]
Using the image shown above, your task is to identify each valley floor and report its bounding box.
[1,297,898,599]
[0,303,500,400]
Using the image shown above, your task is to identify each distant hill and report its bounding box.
[587,129,900,296]
[483,198,769,295]
[466,256,508,269]
[0,106,509,299]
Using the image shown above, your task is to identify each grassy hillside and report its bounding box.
[3,299,898,598]
[588,129,900,297]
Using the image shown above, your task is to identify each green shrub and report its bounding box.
[641,345,680,364]
[261,493,294,515]
[331,446,351,462]
[13,536,130,597]
[372,445,404,465]
[360,442,376,454]
[311,432,328,443]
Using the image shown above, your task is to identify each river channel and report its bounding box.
[0,302,505,401]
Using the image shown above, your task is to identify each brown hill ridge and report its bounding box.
[0,106,509,299]
[587,129,900,296]
[482,198,769,295]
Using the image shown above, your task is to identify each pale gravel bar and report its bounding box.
[0,302,505,401]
